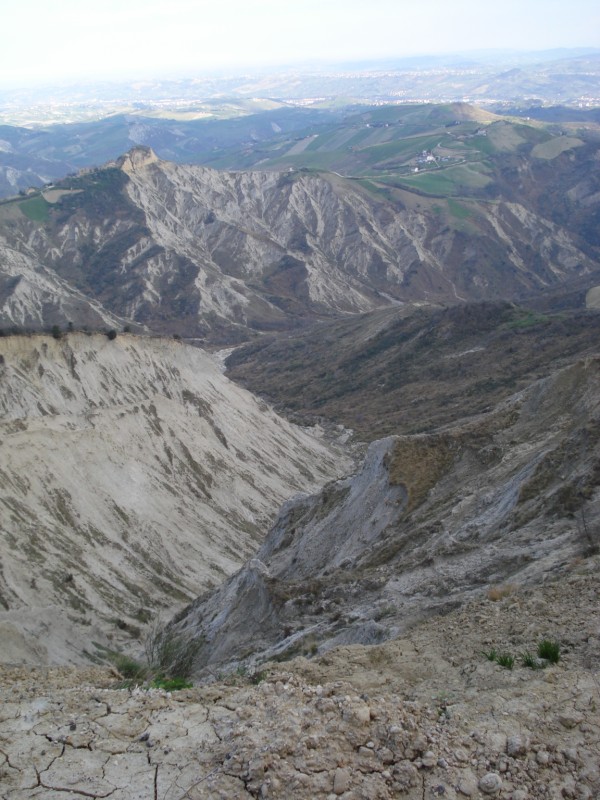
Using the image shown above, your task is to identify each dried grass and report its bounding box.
[386,435,454,511]
[487,583,516,602]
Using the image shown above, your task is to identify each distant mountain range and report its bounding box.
[0,49,599,194]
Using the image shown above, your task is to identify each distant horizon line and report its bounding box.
[1,46,599,94]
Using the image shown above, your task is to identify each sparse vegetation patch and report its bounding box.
[483,639,561,672]
[386,435,454,511]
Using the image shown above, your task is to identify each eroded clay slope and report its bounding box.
[0,333,351,665]
[1,147,597,341]
[0,234,130,332]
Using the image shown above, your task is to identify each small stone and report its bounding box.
[411,733,428,754]
[478,772,502,794]
[421,751,436,768]
[487,733,507,754]
[507,735,527,757]
[333,767,350,795]
[454,748,469,762]
[512,791,529,800]
[349,704,371,725]
[558,712,583,729]
[563,747,579,763]
[457,771,478,796]
[536,751,550,765]
[437,757,449,769]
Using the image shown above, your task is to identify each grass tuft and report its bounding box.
[150,675,192,691]
[520,651,543,670]
[495,653,514,670]
[482,649,498,662]
[537,639,560,664]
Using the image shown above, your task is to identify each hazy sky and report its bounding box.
[3,0,599,87]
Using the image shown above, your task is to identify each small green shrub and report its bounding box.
[482,649,498,662]
[537,640,560,664]
[495,653,514,670]
[150,676,192,691]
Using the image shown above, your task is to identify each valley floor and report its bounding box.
[1,556,598,799]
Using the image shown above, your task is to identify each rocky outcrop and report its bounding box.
[172,357,600,675]
[118,146,160,174]
[0,333,351,665]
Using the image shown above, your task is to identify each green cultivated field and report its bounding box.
[389,163,493,196]
[18,195,49,222]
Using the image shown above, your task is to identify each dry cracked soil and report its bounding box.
[1,556,598,800]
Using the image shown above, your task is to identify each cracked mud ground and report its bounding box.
[1,560,599,800]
